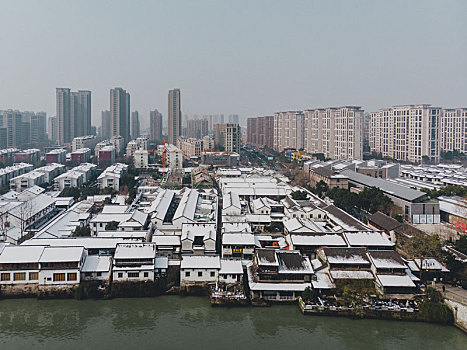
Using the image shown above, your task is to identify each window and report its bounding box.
[13,272,26,281]
[143,272,149,278]
[118,273,123,278]
[53,273,65,282]
[29,272,38,280]
[1,273,10,281]
[97,272,102,277]
[67,273,77,281]
[128,272,139,278]
[210,271,215,277]
[185,271,190,277]
[198,271,203,277]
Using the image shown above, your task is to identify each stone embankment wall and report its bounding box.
[445,298,467,332]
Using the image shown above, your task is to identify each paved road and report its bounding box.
[436,284,467,305]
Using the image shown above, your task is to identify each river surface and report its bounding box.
[0,296,465,350]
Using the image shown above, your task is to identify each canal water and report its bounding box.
[0,296,465,350]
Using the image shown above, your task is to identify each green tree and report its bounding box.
[59,187,81,200]
[105,221,119,230]
[313,180,329,199]
[404,233,442,282]
[291,190,308,200]
[73,226,91,237]
[454,235,467,255]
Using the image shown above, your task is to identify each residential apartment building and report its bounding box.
[110,87,130,143]
[303,107,363,160]
[273,111,304,152]
[185,119,209,139]
[56,88,91,144]
[441,108,467,154]
[213,123,241,153]
[369,105,441,163]
[131,111,140,139]
[168,88,181,145]
[101,110,111,140]
[247,116,274,148]
[150,109,163,143]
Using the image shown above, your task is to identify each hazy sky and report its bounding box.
[0,0,466,128]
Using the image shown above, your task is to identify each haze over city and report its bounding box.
[1,0,466,128]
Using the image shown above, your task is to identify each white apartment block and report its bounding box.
[72,135,96,152]
[178,137,203,157]
[134,150,149,169]
[273,107,362,160]
[441,108,467,154]
[274,111,304,152]
[369,105,441,163]
[304,107,363,160]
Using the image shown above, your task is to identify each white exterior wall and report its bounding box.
[218,273,241,283]
[181,268,218,283]
[38,268,81,286]
[0,270,40,285]
[113,268,155,282]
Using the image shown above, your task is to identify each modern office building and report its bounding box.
[369,105,441,163]
[168,88,181,145]
[150,109,163,143]
[110,88,130,143]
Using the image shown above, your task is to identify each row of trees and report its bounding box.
[326,186,394,217]
[421,185,467,199]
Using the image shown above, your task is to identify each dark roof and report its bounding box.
[368,250,406,266]
[256,249,277,263]
[323,247,368,260]
[367,212,402,231]
[323,205,368,230]
[393,223,424,238]
[277,251,307,270]
[312,166,335,178]
[341,170,426,202]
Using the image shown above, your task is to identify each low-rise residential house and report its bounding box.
[180,255,220,286]
[246,249,314,301]
[219,258,243,284]
[112,243,157,282]
[319,247,374,285]
[80,255,112,282]
[343,231,394,250]
[155,256,169,278]
[38,246,86,288]
[221,233,255,260]
[406,258,450,281]
[151,234,181,258]
[0,245,44,292]
[9,171,45,192]
[309,166,349,190]
[368,250,416,295]
[97,163,128,191]
[289,233,347,258]
[181,223,216,255]
[90,206,149,233]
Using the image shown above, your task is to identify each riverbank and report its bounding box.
[0,296,465,350]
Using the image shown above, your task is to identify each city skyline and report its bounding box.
[0,1,465,127]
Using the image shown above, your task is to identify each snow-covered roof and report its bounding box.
[220,259,243,274]
[39,246,84,263]
[312,271,336,289]
[256,249,279,266]
[0,245,45,263]
[222,233,255,246]
[368,251,407,269]
[155,256,169,269]
[181,223,216,241]
[284,218,323,233]
[330,270,374,280]
[114,243,156,260]
[376,274,416,288]
[290,233,347,247]
[102,205,128,214]
[81,255,112,273]
[173,189,199,221]
[343,231,394,247]
[277,251,313,274]
[324,247,370,265]
[151,235,181,246]
[181,255,220,269]
[222,222,251,233]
